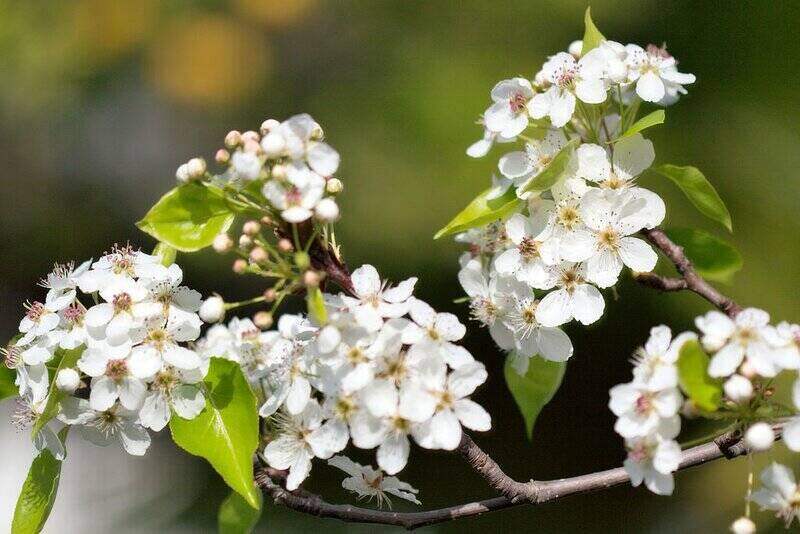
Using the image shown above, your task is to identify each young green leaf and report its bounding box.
[137,183,237,252]
[306,286,328,326]
[504,354,566,439]
[169,357,260,509]
[580,7,606,55]
[31,346,85,438]
[219,490,263,534]
[676,338,723,412]
[610,110,665,142]
[520,138,579,194]
[153,242,177,266]
[1,364,16,402]
[433,187,521,240]
[652,164,733,232]
[11,434,66,534]
[664,228,743,283]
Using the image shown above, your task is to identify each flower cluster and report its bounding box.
[196,264,491,492]
[6,245,207,457]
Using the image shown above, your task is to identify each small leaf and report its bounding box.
[504,354,566,439]
[11,431,66,534]
[581,7,606,55]
[306,287,328,326]
[137,183,237,252]
[664,228,743,283]
[652,164,733,232]
[610,110,665,142]
[1,364,16,401]
[520,138,579,194]
[434,187,521,240]
[677,338,723,412]
[153,242,177,266]
[219,490,263,534]
[169,358,260,509]
[31,346,84,438]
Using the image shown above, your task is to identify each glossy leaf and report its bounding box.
[504,354,566,439]
[31,346,84,438]
[11,430,67,534]
[652,164,733,232]
[434,187,521,240]
[137,183,236,252]
[520,138,579,194]
[306,287,328,326]
[611,110,664,142]
[581,7,606,55]
[665,228,743,283]
[677,338,723,411]
[169,358,260,509]
[219,490,263,534]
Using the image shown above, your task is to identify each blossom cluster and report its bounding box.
[197,264,491,493]
[6,245,208,458]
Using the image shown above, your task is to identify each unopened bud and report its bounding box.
[260,215,274,226]
[294,251,310,270]
[730,516,756,534]
[271,164,287,180]
[744,422,774,451]
[326,178,343,194]
[176,163,191,183]
[242,130,261,143]
[263,288,277,302]
[723,374,753,403]
[233,259,248,274]
[303,270,322,288]
[215,148,230,164]
[261,132,287,158]
[199,296,225,323]
[277,238,293,253]
[243,220,261,236]
[310,124,324,141]
[213,233,233,253]
[253,311,273,329]
[568,39,583,58]
[225,130,242,148]
[315,198,339,222]
[186,157,206,178]
[260,118,280,135]
[55,368,80,394]
[243,139,261,154]
[250,247,268,263]
[739,360,757,380]
[239,235,253,249]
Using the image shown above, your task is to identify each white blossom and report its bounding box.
[328,455,421,506]
[750,463,800,527]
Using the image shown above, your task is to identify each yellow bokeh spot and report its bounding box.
[69,0,156,65]
[233,0,316,29]
[147,14,272,107]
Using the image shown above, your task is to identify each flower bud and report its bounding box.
[215,148,230,164]
[253,311,273,329]
[199,296,225,323]
[739,360,757,380]
[744,422,774,451]
[260,118,280,135]
[261,132,286,158]
[187,157,207,178]
[277,238,293,253]
[294,251,310,270]
[263,288,277,302]
[213,233,233,253]
[723,374,753,402]
[260,215,274,226]
[243,220,261,236]
[326,178,343,194]
[243,139,261,154]
[242,130,261,143]
[730,516,756,534]
[176,163,191,183]
[568,39,583,58]
[315,198,339,221]
[303,270,322,288]
[225,130,242,148]
[271,164,287,180]
[250,247,268,263]
[239,235,253,249]
[233,259,248,274]
[55,368,80,394]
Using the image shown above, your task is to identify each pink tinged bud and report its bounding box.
[243,220,261,236]
[277,239,293,253]
[239,235,253,249]
[249,247,268,263]
[253,311,273,329]
[215,149,230,164]
[243,139,261,154]
[232,259,248,274]
[225,130,242,148]
[242,130,261,144]
[213,233,233,253]
[199,296,225,323]
[186,157,206,178]
[303,270,323,288]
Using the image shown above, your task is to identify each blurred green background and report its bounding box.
[0,0,798,532]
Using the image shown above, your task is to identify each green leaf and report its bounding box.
[219,490,263,534]
[504,354,566,439]
[153,242,177,266]
[433,187,521,240]
[31,346,84,438]
[677,338,723,412]
[11,432,66,534]
[169,357,260,509]
[306,286,328,326]
[581,7,606,55]
[610,110,665,142]
[664,228,743,283]
[520,138,579,194]
[652,164,733,232]
[137,183,236,252]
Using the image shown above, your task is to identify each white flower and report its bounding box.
[534,262,604,327]
[750,463,800,527]
[139,366,205,431]
[493,212,560,288]
[631,327,696,390]
[483,78,534,138]
[340,264,417,333]
[57,304,89,350]
[59,397,151,456]
[128,316,203,375]
[315,197,340,221]
[403,298,473,369]
[84,277,148,345]
[134,264,203,332]
[623,416,681,496]
[782,379,800,452]
[230,150,263,181]
[625,44,695,104]
[466,127,515,158]
[744,422,774,452]
[695,308,777,378]
[263,162,326,223]
[75,244,166,293]
[529,50,609,127]
[77,340,147,411]
[560,188,659,288]
[18,301,61,345]
[762,321,800,371]
[39,260,91,312]
[328,455,421,506]
[497,130,569,197]
[503,290,573,363]
[609,380,682,439]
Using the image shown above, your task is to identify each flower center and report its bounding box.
[147,327,171,349]
[635,394,653,415]
[347,346,368,364]
[63,305,84,325]
[518,237,541,260]
[560,268,582,292]
[602,172,626,190]
[335,396,356,420]
[25,301,46,322]
[436,390,455,410]
[509,93,528,113]
[557,205,580,229]
[391,415,410,433]
[105,359,129,381]
[598,228,620,250]
[153,369,178,391]
[113,293,133,313]
[286,186,303,206]
[469,297,497,326]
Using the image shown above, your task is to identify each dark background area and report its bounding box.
[0,1,798,532]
